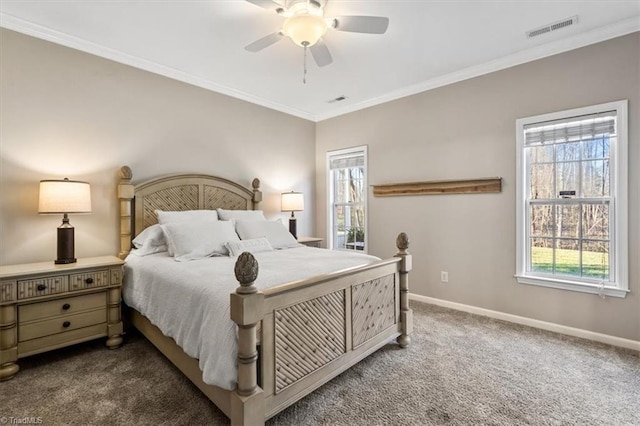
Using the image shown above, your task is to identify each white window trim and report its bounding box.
[326,145,368,253]
[515,100,628,298]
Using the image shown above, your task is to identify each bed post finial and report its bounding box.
[118,166,135,260]
[396,232,409,251]
[251,178,262,210]
[395,232,413,348]
[119,165,132,181]
[230,252,265,424]
[234,252,259,293]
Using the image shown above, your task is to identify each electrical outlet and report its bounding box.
[440,271,449,283]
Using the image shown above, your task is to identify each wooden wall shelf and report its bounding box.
[372,177,502,197]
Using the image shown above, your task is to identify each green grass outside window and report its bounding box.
[531,247,609,279]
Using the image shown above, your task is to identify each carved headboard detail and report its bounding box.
[117,165,262,259]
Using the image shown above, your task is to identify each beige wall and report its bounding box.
[0,29,316,265]
[2,28,638,341]
[316,33,640,341]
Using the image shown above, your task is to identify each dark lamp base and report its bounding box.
[56,221,77,265]
[289,217,297,240]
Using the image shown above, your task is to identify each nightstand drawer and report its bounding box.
[19,292,106,323]
[18,276,69,300]
[19,308,107,342]
[18,323,107,358]
[70,270,110,291]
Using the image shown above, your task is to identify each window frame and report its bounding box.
[326,145,368,253]
[515,100,628,298]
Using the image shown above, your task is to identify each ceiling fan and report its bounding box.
[244,0,389,71]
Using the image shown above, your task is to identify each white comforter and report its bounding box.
[123,247,380,390]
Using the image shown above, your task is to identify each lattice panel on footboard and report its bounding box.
[203,185,249,210]
[351,274,396,348]
[274,290,346,393]
[142,185,199,228]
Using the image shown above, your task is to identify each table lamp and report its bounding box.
[39,178,92,264]
[281,191,304,239]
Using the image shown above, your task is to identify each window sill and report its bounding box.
[515,275,629,298]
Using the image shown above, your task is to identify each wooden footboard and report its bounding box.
[230,233,413,425]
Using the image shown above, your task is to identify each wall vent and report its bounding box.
[527,16,578,38]
[327,95,347,104]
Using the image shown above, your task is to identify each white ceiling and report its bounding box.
[1,1,639,122]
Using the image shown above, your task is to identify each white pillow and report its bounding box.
[216,208,266,222]
[235,220,301,250]
[156,209,218,224]
[131,224,168,256]
[161,220,239,261]
[225,237,274,257]
[156,210,219,256]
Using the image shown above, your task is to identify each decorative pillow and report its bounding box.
[156,209,218,224]
[156,210,219,256]
[225,237,274,257]
[161,220,239,261]
[216,208,266,222]
[131,224,168,256]
[235,220,301,250]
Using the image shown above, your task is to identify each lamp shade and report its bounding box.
[39,179,92,214]
[281,192,304,212]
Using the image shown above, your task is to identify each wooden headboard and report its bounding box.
[117,165,262,259]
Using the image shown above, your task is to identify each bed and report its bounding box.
[117,165,413,425]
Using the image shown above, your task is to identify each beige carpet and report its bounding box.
[1,302,638,425]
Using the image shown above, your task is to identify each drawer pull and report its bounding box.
[37,284,47,291]
[85,278,94,285]
[62,303,71,310]
[63,321,71,328]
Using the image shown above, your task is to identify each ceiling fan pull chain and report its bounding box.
[303,42,308,84]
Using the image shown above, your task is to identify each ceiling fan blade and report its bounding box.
[245,0,283,13]
[310,39,333,67]
[244,32,284,52]
[332,16,389,34]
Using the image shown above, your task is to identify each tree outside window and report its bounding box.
[328,147,367,252]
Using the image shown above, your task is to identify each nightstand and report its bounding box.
[0,256,124,381]
[297,237,323,248]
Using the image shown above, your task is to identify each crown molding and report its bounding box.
[315,17,640,122]
[1,12,638,123]
[0,12,316,122]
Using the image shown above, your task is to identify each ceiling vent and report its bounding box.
[327,95,348,104]
[527,16,578,38]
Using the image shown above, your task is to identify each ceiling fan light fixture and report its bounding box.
[244,0,390,73]
[283,14,328,47]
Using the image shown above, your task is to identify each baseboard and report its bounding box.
[410,294,640,352]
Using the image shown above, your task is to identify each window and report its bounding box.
[327,146,367,252]
[516,100,628,298]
